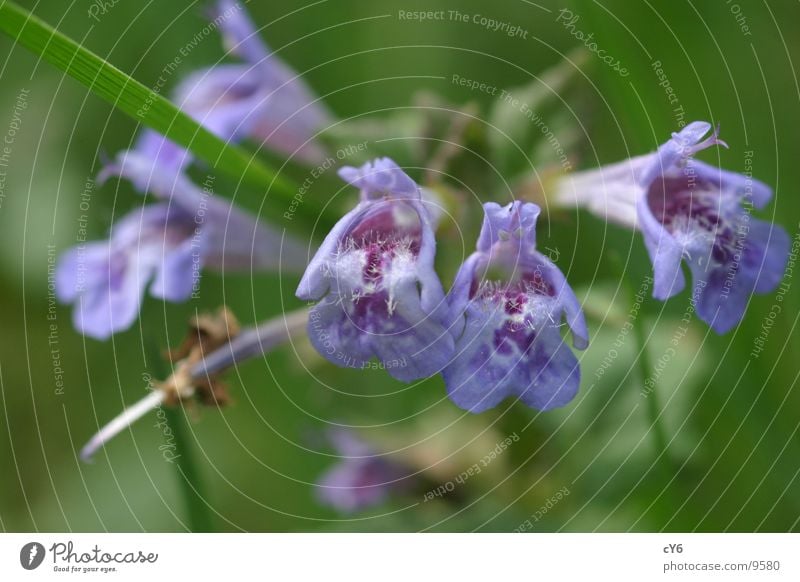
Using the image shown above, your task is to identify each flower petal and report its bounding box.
[689,217,789,333]
[56,204,194,338]
[67,246,152,340]
[444,308,580,413]
[338,158,419,199]
[214,0,269,64]
[748,219,790,294]
[150,237,199,302]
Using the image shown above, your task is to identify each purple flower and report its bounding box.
[57,203,198,339]
[443,201,588,413]
[316,429,411,513]
[105,130,192,189]
[555,121,789,333]
[57,166,305,339]
[209,0,332,161]
[296,158,454,381]
[110,0,331,182]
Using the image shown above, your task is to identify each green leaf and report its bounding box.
[0,1,328,228]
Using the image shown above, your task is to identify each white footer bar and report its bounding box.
[1,533,796,580]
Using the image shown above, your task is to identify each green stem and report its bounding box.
[629,300,670,460]
[625,276,684,525]
[162,406,214,532]
[608,250,672,465]
[146,338,214,533]
[0,0,331,230]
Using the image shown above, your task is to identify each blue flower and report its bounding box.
[57,166,305,339]
[316,429,411,513]
[296,158,454,381]
[443,201,588,413]
[555,121,789,333]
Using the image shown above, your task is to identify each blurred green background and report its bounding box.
[0,0,798,532]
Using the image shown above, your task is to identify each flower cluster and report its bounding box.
[298,120,789,412]
[61,2,791,481]
[298,159,588,412]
